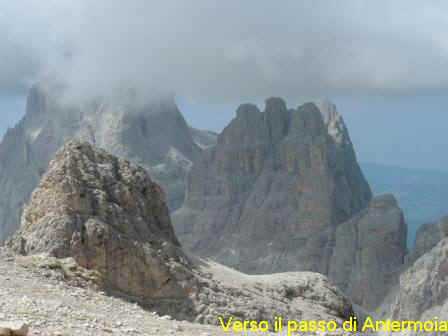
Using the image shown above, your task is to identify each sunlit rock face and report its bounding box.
[0,83,200,242]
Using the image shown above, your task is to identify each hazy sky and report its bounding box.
[1,1,448,170]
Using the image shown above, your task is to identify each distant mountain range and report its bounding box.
[361,162,448,245]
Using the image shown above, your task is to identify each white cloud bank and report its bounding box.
[1,0,448,101]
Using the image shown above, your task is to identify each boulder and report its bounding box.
[0,322,28,336]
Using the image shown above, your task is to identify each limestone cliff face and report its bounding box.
[173,98,372,275]
[10,140,192,300]
[389,237,448,336]
[0,83,200,242]
[379,216,448,333]
[407,216,448,265]
[9,140,354,328]
[329,194,407,311]
[173,99,410,310]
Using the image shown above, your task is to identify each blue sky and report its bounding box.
[0,95,26,137]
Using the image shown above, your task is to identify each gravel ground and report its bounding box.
[0,247,365,336]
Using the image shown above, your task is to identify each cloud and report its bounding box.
[1,0,448,101]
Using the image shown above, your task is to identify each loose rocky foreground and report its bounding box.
[0,247,365,336]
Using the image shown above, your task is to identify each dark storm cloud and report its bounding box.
[1,0,448,101]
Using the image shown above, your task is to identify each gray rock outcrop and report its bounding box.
[366,213,448,335]
[369,215,448,335]
[407,215,448,265]
[392,237,448,322]
[0,83,200,242]
[329,194,408,311]
[10,140,195,309]
[8,139,354,328]
[379,237,448,336]
[173,98,372,275]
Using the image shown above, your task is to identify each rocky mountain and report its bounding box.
[174,98,372,273]
[0,83,201,242]
[361,162,448,246]
[374,237,448,336]
[329,194,407,311]
[5,139,355,333]
[376,216,448,321]
[363,214,448,336]
[173,98,408,310]
[391,237,448,325]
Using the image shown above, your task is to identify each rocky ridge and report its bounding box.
[174,98,372,275]
[371,215,448,335]
[5,139,356,334]
[173,98,407,310]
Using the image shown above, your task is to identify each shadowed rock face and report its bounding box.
[0,83,200,242]
[329,194,408,311]
[173,98,373,275]
[8,140,354,329]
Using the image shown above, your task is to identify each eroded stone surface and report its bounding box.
[173,99,372,276]
[7,140,355,328]
[329,194,407,310]
[407,216,448,265]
